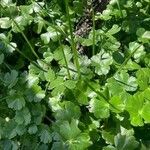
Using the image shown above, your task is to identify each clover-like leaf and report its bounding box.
[55,101,81,121]
[141,102,150,123]
[91,50,113,75]
[50,77,65,96]
[28,125,38,134]
[68,133,92,150]
[128,42,145,62]
[110,96,125,113]
[103,145,117,150]
[60,119,91,149]
[41,26,61,44]
[53,45,72,65]
[142,31,150,40]
[39,129,52,144]
[106,24,121,35]
[89,97,110,119]
[136,68,150,90]
[60,119,81,140]
[15,108,31,125]
[30,104,46,125]
[125,93,144,126]
[6,95,25,110]
[25,84,45,102]
[114,71,138,92]
[102,130,115,145]
[12,15,33,32]
[0,17,11,29]
[114,132,139,150]
[4,70,18,88]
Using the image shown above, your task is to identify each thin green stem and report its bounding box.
[3,62,11,71]
[36,2,71,79]
[60,44,71,79]
[92,5,96,55]
[11,19,39,59]
[114,44,142,76]
[116,0,123,18]
[84,79,120,112]
[8,43,47,72]
[0,4,40,60]
[64,0,81,79]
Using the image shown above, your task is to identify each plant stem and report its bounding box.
[60,44,71,79]
[1,4,40,60]
[116,0,123,18]
[114,44,142,75]
[64,0,81,79]
[92,5,96,55]
[8,43,47,72]
[84,79,120,112]
[11,19,39,59]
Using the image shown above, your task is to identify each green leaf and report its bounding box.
[136,68,150,90]
[48,96,62,112]
[15,108,31,125]
[6,95,25,110]
[91,50,113,75]
[100,9,112,20]
[141,102,150,123]
[39,129,52,144]
[55,101,81,121]
[41,32,51,44]
[114,71,138,92]
[0,53,4,64]
[53,45,72,63]
[81,38,93,46]
[30,104,46,125]
[142,31,150,40]
[102,130,115,145]
[51,141,66,150]
[12,15,33,32]
[128,42,145,62]
[107,77,124,95]
[44,69,55,82]
[110,96,125,113]
[43,51,54,63]
[114,133,139,150]
[75,89,88,105]
[68,133,91,150]
[32,2,44,13]
[60,119,81,140]
[89,98,110,119]
[4,120,17,139]
[73,1,84,15]
[103,145,117,150]
[0,17,11,29]
[25,84,45,102]
[125,93,144,126]
[136,28,145,37]
[1,0,13,6]
[36,17,45,34]
[26,74,39,88]
[41,26,61,44]
[28,125,38,134]
[64,80,76,89]
[112,51,125,64]
[50,77,65,96]
[7,42,17,53]
[107,24,121,35]
[4,70,18,88]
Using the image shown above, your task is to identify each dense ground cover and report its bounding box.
[0,0,150,149]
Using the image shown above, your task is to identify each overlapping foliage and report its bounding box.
[0,0,150,149]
